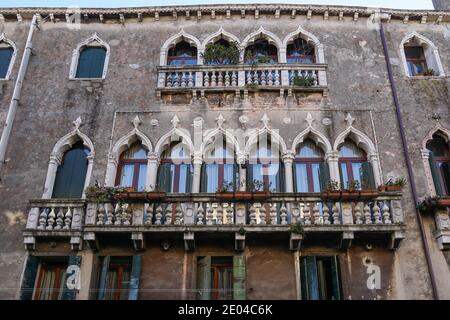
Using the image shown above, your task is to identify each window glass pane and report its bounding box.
[168,41,197,65]
[427,135,449,157]
[295,163,308,192]
[287,38,315,64]
[340,163,348,188]
[223,164,235,186]
[297,140,324,158]
[120,164,134,187]
[119,270,131,300]
[352,162,363,188]
[206,164,219,192]
[311,163,321,192]
[123,143,147,159]
[439,162,450,196]
[0,47,14,78]
[57,271,67,300]
[39,269,55,300]
[252,164,264,190]
[178,165,188,193]
[339,140,365,157]
[405,46,424,60]
[75,47,106,78]
[137,165,147,191]
[170,164,176,192]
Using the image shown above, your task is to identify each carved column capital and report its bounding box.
[147,151,160,164]
[281,151,295,164]
[421,149,430,159]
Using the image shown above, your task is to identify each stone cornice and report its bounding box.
[0,3,448,23]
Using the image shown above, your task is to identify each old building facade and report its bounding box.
[0,3,448,300]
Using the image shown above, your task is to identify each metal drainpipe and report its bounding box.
[0,14,38,176]
[379,21,439,300]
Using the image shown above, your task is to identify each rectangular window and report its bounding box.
[100,257,131,300]
[404,46,427,76]
[300,256,342,300]
[33,262,68,300]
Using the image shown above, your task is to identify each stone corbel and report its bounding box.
[389,231,405,250]
[340,231,354,249]
[23,235,36,251]
[235,232,245,251]
[184,232,195,251]
[132,232,145,251]
[70,236,83,251]
[289,233,303,251]
[84,232,98,251]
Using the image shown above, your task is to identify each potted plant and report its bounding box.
[321,180,341,199]
[381,177,407,192]
[202,41,241,65]
[292,74,315,87]
[417,196,441,214]
[146,185,167,201]
[248,179,271,201]
[438,197,450,207]
[215,181,236,201]
[422,69,435,76]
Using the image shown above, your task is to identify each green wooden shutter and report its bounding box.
[20,255,39,300]
[429,154,444,195]
[128,255,142,300]
[233,164,239,191]
[200,163,207,192]
[319,162,330,192]
[62,255,82,300]
[278,162,285,192]
[197,256,211,300]
[158,164,172,193]
[360,162,375,190]
[330,256,342,300]
[301,256,319,300]
[97,256,110,300]
[186,164,193,193]
[233,255,246,300]
[246,164,253,190]
[0,47,13,78]
[76,47,106,78]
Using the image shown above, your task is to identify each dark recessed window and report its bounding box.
[427,134,450,196]
[404,46,427,76]
[167,40,197,66]
[75,46,106,78]
[300,256,342,300]
[287,37,315,64]
[0,47,14,78]
[244,38,278,64]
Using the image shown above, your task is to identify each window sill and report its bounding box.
[69,78,105,82]
[406,75,446,80]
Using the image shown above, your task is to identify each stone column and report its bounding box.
[146,152,160,191]
[326,151,340,185]
[42,152,62,199]
[104,155,118,187]
[237,153,247,191]
[82,154,95,199]
[421,149,437,195]
[191,153,203,193]
[368,153,382,187]
[282,151,295,192]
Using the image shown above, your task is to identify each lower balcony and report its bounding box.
[24,192,405,252]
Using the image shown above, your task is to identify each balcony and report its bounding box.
[156,63,328,98]
[431,197,450,250]
[24,191,405,251]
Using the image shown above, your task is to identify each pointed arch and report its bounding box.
[154,127,195,156]
[422,124,450,150]
[42,127,95,199]
[241,27,283,62]
[160,29,202,65]
[291,126,332,154]
[201,28,240,49]
[399,31,445,77]
[282,26,325,63]
[69,33,111,79]
[0,33,17,80]
[245,127,288,156]
[201,127,241,158]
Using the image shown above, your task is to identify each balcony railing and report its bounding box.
[24,192,405,251]
[431,197,450,250]
[156,63,328,96]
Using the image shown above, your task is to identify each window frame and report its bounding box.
[159,158,192,193]
[74,46,107,79]
[294,157,323,193]
[0,35,17,81]
[115,151,148,191]
[33,262,68,301]
[404,45,428,76]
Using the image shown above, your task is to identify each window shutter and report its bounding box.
[246,164,253,191]
[76,47,106,78]
[97,256,110,300]
[185,164,193,193]
[233,255,246,300]
[233,164,239,191]
[62,255,82,300]
[330,256,341,300]
[278,163,285,192]
[429,153,444,195]
[301,256,319,300]
[128,255,142,300]
[158,164,172,193]
[200,163,207,192]
[0,47,13,78]
[197,256,211,300]
[319,162,330,192]
[20,255,39,300]
[360,162,375,190]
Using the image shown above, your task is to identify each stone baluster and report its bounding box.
[364,203,372,224]
[323,203,330,225]
[175,203,183,225]
[123,204,132,225]
[204,72,210,87]
[280,204,288,225]
[224,72,230,86]
[332,203,340,224]
[267,70,273,85]
[354,202,363,224]
[252,71,258,84]
[180,73,187,87]
[270,204,278,225]
[54,208,64,230]
[303,202,311,225]
[206,205,214,225]
[274,71,280,85]
[225,204,233,224]
[188,72,194,87]
[63,207,72,230]
[291,202,300,224]
[37,208,48,230]
[155,205,163,225]
[145,205,153,225]
[382,201,392,224]
[231,72,237,86]
[96,205,105,225]
[216,204,223,225]
[249,204,257,224]
[114,204,123,225]
[173,73,180,87]
[197,203,205,225]
[373,202,382,224]
[260,70,267,85]
[313,203,321,225]
[166,73,172,87]
[164,204,172,225]
[105,203,114,225]
[211,72,217,87]
[259,205,266,225]
[46,208,56,230]
[217,72,224,86]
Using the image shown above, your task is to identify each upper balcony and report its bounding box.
[24,191,405,252]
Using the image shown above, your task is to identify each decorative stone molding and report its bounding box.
[200,27,240,50]
[154,118,195,156]
[399,31,446,77]
[240,26,283,62]
[160,29,202,66]
[42,117,95,199]
[69,33,110,80]
[290,113,332,155]
[281,26,325,64]
[0,33,17,80]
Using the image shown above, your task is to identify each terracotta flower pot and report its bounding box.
[252,191,271,201]
[359,190,379,199]
[146,192,167,201]
[438,198,450,207]
[127,192,147,200]
[233,192,253,201]
[385,185,402,192]
[215,192,236,201]
[321,191,341,200]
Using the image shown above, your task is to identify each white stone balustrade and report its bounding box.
[26,200,84,231]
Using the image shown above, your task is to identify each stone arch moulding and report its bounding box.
[200,27,241,50]
[245,127,288,159]
[421,124,450,196]
[399,31,445,77]
[104,121,153,189]
[42,117,95,199]
[154,127,195,157]
[291,126,332,155]
[0,33,18,80]
[333,125,382,187]
[240,27,283,63]
[160,29,202,65]
[201,126,242,160]
[282,26,325,64]
[69,33,111,80]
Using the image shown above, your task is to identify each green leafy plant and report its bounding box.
[290,222,304,235]
[417,196,440,214]
[385,177,407,188]
[202,41,241,65]
[245,50,272,65]
[218,181,235,193]
[85,184,127,203]
[246,179,271,192]
[346,180,361,192]
[245,83,259,90]
[292,74,315,87]
[326,180,340,191]
[422,69,435,76]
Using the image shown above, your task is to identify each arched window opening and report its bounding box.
[75,46,107,79]
[244,38,278,64]
[52,141,89,198]
[158,142,193,193]
[167,40,198,66]
[0,43,14,79]
[338,140,375,190]
[287,37,315,64]
[247,137,284,192]
[426,134,450,196]
[294,139,327,192]
[204,39,240,65]
[202,138,238,192]
[404,38,429,76]
[115,142,148,192]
